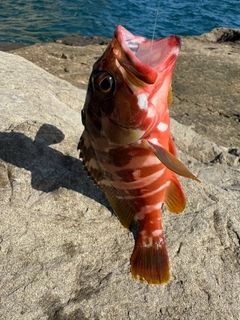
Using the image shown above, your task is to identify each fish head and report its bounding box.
[82,25,181,145]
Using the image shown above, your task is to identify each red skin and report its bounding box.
[79,26,189,284]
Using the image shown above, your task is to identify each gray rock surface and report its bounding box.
[0,41,239,320]
[172,29,240,147]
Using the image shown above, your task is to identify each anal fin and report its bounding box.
[168,135,176,156]
[167,85,173,107]
[164,174,186,213]
[101,185,137,229]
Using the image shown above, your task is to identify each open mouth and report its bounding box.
[114,25,181,82]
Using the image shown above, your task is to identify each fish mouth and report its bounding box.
[114,25,181,84]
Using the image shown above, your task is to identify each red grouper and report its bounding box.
[78,25,200,284]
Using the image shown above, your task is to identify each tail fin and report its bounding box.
[130,235,170,284]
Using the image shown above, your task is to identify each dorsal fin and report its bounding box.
[79,132,137,229]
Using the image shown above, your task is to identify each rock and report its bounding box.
[9,41,107,91]
[9,27,240,148]
[0,45,239,320]
[54,34,110,46]
[198,27,240,43]
[0,41,29,52]
[171,28,240,147]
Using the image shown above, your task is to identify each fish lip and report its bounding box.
[114,25,181,83]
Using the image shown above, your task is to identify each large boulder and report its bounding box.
[0,49,239,320]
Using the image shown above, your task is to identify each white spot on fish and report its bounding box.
[137,202,163,220]
[156,237,164,249]
[99,179,112,187]
[143,237,153,248]
[137,93,149,110]
[139,179,170,199]
[148,138,162,147]
[88,157,99,170]
[147,106,157,118]
[114,168,165,193]
[157,122,168,132]
[152,229,163,237]
[132,169,141,180]
[137,180,170,219]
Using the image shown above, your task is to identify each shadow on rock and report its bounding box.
[0,123,110,209]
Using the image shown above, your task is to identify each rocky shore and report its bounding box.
[0,28,239,319]
[6,27,240,147]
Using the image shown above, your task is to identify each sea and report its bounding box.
[0,0,239,44]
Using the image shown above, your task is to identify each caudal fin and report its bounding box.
[130,237,170,284]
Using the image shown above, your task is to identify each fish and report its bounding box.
[78,25,200,284]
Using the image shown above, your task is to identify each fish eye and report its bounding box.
[93,71,115,97]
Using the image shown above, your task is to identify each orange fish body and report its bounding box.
[79,25,199,284]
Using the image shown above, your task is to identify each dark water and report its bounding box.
[0,0,239,44]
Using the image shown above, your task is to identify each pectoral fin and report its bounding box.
[144,140,201,182]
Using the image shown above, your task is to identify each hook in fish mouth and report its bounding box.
[115,25,181,78]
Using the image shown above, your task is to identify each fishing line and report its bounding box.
[148,0,161,62]
[151,0,161,42]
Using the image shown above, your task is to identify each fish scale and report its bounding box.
[79,25,200,284]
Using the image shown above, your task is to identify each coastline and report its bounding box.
[0,35,110,52]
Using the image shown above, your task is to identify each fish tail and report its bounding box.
[130,211,170,284]
[130,234,170,284]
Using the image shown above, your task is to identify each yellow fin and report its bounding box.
[130,239,170,284]
[168,135,176,156]
[167,85,173,106]
[145,140,201,182]
[101,185,137,229]
[164,174,186,213]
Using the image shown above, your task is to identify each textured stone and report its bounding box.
[0,39,239,320]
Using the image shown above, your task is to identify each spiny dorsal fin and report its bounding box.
[79,131,137,229]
